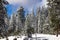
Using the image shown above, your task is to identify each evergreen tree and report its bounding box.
[17,6,25,24]
[36,7,41,33]
[8,13,18,35]
[41,6,50,34]
[47,0,60,37]
[25,12,35,37]
[27,23,34,38]
[0,0,9,37]
[17,6,25,35]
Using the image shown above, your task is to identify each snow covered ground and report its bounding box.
[0,36,26,40]
[0,34,60,40]
[32,34,60,40]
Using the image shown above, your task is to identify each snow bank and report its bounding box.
[32,33,60,40]
[0,36,26,40]
[0,34,60,40]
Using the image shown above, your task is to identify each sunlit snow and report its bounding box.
[0,34,60,40]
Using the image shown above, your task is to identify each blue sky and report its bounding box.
[6,0,47,16]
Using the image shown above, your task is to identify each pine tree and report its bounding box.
[41,6,50,34]
[47,0,60,37]
[17,6,25,35]
[26,18,34,38]
[25,10,35,36]
[36,7,41,33]
[0,0,9,37]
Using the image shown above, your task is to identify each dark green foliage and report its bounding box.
[27,27,34,38]
[27,27,34,34]
[47,0,60,36]
[17,6,25,23]
[14,29,22,35]
[0,0,9,38]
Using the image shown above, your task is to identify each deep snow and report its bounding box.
[0,34,60,40]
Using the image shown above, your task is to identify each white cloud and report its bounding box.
[42,0,48,7]
[6,0,47,7]
[6,0,48,13]
[36,0,47,8]
[6,0,28,5]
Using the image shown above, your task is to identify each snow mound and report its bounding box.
[32,33,60,40]
[0,34,60,40]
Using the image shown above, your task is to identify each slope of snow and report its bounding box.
[0,34,60,40]
[0,36,26,40]
[32,33,60,40]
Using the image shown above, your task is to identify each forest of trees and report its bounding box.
[0,0,60,38]
[47,0,60,37]
[0,0,9,38]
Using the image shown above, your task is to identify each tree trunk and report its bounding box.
[56,26,58,37]
[56,30,58,37]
